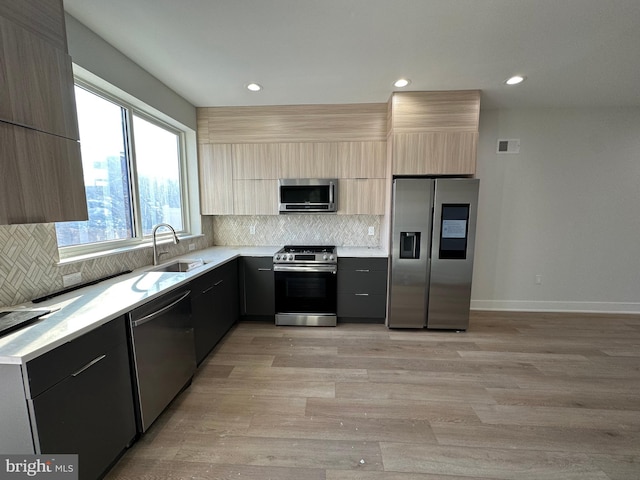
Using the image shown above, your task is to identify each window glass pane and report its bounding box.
[55,87,133,247]
[133,115,184,236]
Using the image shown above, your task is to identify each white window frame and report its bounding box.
[57,75,193,260]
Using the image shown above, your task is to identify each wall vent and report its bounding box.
[497,139,520,154]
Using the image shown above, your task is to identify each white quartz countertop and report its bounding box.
[0,244,384,364]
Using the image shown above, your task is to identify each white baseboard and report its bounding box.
[470,300,640,315]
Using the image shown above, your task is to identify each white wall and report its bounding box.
[472,107,640,313]
[65,14,197,130]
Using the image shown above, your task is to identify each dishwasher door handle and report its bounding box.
[132,290,191,327]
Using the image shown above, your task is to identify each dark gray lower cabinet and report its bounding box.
[239,256,275,319]
[191,259,239,364]
[25,317,136,480]
[337,257,388,322]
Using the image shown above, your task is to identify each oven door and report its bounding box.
[274,264,337,326]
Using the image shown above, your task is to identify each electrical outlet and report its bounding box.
[188,243,196,251]
[63,272,82,287]
[368,226,375,236]
[249,225,256,235]
[535,275,542,285]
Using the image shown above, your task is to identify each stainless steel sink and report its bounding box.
[151,259,204,273]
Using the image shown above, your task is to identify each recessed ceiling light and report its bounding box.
[246,83,262,92]
[505,75,526,85]
[394,78,411,88]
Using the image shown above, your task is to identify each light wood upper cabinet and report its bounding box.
[197,103,387,144]
[199,144,233,215]
[0,122,86,224]
[389,91,480,176]
[233,180,278,215]
[0,0,67,50]
[337,141,386,178]
[338,179,386,215]
[0,0,87,224]
[392,132,478,175]
[233,143,280,179]
[279,143,338,178]
[0,15,78,140]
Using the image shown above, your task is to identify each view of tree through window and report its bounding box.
[55,85,184,249]
[133,114,183,235]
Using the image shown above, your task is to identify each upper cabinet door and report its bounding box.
[389,91,480,176]
[0,123,87,224]
[0,15,79,140]
[199,144,234,215]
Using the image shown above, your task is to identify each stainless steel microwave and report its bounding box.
[278,178,338,213]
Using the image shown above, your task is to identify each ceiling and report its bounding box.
[63,0,640,110]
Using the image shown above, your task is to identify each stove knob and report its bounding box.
[329,255,334,261]
[323,254,328,260]
[287,254,293,261]
[275,254,280,260]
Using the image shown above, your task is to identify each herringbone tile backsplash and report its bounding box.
[0,215,380,307]
[213,215,382,247]
[0,218,215,308]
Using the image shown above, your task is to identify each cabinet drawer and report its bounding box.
[338,269,388,295]
[339,257,388,272]
[191,260,237,294]
[25,318,127,398]
[30,340,136,477]
[338,293,387,318]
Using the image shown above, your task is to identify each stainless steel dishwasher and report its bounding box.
[128,288,196,432]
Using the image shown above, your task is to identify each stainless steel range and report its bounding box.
[273,245,337,326]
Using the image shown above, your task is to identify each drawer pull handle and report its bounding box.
[202,286,214,294]
[214,279,224,286]
[258,268,272,272]
[72,354,107,377]
[355,293,369,296]
[355,269,370,273]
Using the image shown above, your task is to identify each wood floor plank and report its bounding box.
[486,387,640,410]
[247,413,437,443]
[431,422,640,455]
[191,377,336,398]
[272,354,483,373]
[205,353,275,366]
[336,381,497,405]
[473,404,640,430]
[229,365,369,382]
[305,398,482,424]
[326,471,502,480]
[175,435,384,471]
[207,393,308,417]
[366,369,519,388]
[379,442,610,479]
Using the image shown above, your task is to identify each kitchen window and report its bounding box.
[55,82,189,256]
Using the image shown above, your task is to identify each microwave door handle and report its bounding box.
[329,182,334,204]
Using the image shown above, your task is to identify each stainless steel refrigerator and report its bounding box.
[388,178,479,330]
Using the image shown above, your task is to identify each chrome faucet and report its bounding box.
[152,223,180,265]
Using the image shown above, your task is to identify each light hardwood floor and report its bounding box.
[105,311,640,480]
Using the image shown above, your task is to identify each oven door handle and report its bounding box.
[273,264,337,274]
